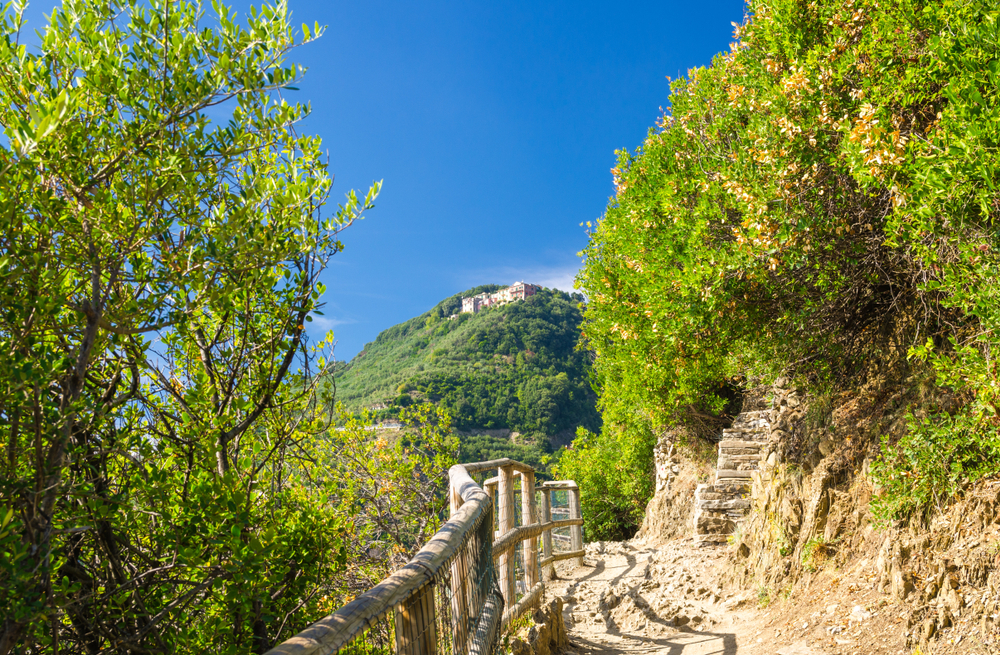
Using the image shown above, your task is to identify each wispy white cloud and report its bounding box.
[310,315,358,336]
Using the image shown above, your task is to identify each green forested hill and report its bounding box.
[333,287,600,454]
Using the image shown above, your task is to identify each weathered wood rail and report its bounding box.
[265,458,583,655]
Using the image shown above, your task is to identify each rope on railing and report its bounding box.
[265,458,583,655]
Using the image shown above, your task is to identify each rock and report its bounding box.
[826,603,839,616]
[850,605,871,622]
[922,618,936,641]
[942,585,964,612]
[818,431,836,457]
[694,512,733,533]
[776,641,820,655]
[939,610,952,629]
[510,638,531,655]
[509,598,568,655]
[890,563,914,600]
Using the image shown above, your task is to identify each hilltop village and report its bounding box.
[460,281,541,313]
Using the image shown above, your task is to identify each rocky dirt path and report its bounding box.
[546,538,848,655]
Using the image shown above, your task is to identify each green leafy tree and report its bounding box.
[0,0,378,651]
[575,0,1000,520]
[324,404,459,590]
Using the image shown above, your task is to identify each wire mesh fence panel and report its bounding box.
[548,489,573,554]
[336,620,395,655]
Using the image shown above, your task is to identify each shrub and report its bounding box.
[800,535,834,571]
[554,423,656,541]
[871,410,1000,523]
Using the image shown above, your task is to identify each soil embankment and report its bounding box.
[523,379,1000,655]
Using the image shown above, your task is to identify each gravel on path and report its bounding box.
[546,538,825,655]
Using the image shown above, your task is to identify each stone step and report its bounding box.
[695,486,750,499]
[733,421,767,428]
[722,430,771,441]
[718,456,760,465]
[728,429,766,437]
[716,469,754,480]
[721,454,762,462]
[719,440,767,449]
[731,416,769,426]
[719,446,761,454]
[717,468,758,477]
[734,413,769,421]
[733,412,770,420]
[717,461,760,473]
[722,431,768,441]
[696,498,750,511]
[725,420,769,429]
[712,481,751,494]
[719,450,762,460]
[695,513,733,533]
[696,490,747,501]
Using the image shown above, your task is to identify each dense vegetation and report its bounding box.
[0,2,400,652]
[322,405,459,596]
[334,287,600,456]
[567,0,1000,535]
[555,424,657,541]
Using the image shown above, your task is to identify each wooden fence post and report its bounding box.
[498,464,516,607]
[569,486,584,567]
[539,488,553,581]
[484,479,498,530]
[394,582,437,655]
[449,484,469,655]
[519,470,538,602]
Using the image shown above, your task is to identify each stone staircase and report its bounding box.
[693,410,770,546]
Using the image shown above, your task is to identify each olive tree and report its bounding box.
[0,0,379,651]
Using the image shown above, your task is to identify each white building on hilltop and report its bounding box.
[461,282,541,314]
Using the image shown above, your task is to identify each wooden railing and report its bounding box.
[265,458,583,655]
[465,459,584,629]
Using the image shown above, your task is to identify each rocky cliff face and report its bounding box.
[635,431,714,544]
[630,374,1000,651]
[720,378,1000,651]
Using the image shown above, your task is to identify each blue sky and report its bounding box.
[20,0,747,361]
[293,0,747,360]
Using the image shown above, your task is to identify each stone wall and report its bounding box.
[508,598,568,655]
[636,432,706,543]
[757,378,805,473]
